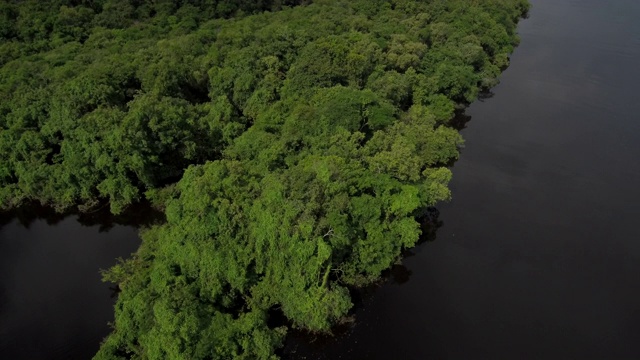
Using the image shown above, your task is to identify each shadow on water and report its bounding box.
[450,90,499,131]
[450,109,472,132]
[0,200,165,232]
[477,90,496,102]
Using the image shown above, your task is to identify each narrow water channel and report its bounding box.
[286,0,640,358]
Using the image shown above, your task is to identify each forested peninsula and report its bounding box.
[0,0,529,358]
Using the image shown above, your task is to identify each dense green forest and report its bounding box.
[0,0,529,358]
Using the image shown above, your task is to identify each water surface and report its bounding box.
[0,207,150,359]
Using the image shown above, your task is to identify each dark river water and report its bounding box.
[0,206,157,359]
[3,0,640,359]
[286,0,640,359]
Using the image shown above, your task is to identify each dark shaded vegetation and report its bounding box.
[0,0,529,358]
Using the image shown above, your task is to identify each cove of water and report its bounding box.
[0,206,160,359]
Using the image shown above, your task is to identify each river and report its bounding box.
[3,0,640,359]
[285,0,640,358]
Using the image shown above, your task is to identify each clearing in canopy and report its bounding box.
[0,0,529,358]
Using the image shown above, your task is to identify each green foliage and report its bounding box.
[0,0,530,358]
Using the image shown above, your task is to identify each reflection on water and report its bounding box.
[0,201,164,232]
[0,204,161,360]
[286,0,640,358]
